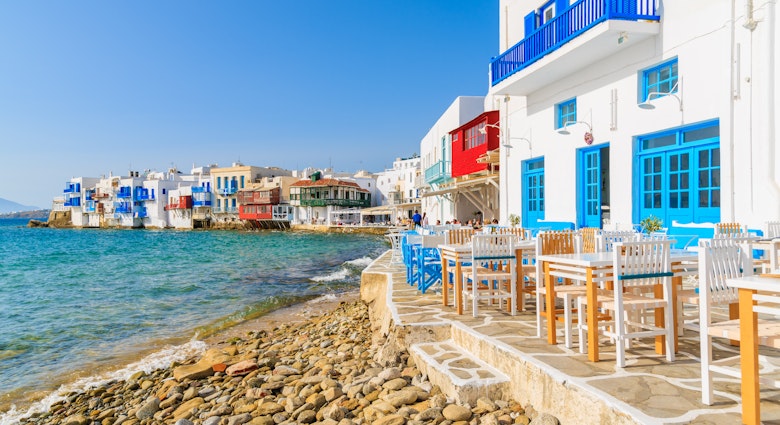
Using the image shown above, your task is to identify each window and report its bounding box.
[641,58,678,102]
[464,124,486,150]
[240,175,245,188]
[540,0,555,24]
[556,98,577,129]
[217,176,221,189]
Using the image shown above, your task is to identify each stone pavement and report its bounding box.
[361,251,780,425]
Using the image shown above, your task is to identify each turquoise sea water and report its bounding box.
[0,219,387,422]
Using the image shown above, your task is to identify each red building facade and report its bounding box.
[450,110,500,178]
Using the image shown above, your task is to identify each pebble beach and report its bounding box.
[14,295,558,425]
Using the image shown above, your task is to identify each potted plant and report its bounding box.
[640,215,664,233]
[508,214,521,228]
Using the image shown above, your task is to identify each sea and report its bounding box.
[0,218,388,424]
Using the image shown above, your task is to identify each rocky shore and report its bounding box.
[16,301,558,425]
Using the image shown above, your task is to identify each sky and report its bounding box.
[0,1,497,209]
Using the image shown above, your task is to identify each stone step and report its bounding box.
[409,339,510,405]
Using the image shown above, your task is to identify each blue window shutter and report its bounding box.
[524,11,537,36]
[555,0,568,16]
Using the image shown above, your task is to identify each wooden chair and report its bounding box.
[461,234,516,317]
[496,227,532,240]
[495,227,534,311]
[534,230,582,347]
[577,240,676,368]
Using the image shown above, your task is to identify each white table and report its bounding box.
[537,250,697,362]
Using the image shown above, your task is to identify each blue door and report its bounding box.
[636,121,720,226]
[578,146,609,228]
[522,158,545,228]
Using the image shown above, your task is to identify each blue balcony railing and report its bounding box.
[135,187,155,201]
[117,186,132,199]
[193,200,212,207]
[424,160,450,184]
[134,207,147,218]
[192,186,211,193]
[115,202,132,213]
[63,182,81,194]
[490,0,659,86]
[64,197,81,207]
[220,186,238,196]
[85,201,97,213]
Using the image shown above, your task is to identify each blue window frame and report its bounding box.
[556,98,577,129]
[240,175,245,188]
[634,120,720,227]
[522,158,545,228]
[641,58,678,102]
[217,176,222,189]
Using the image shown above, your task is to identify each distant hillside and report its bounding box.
[0,209,50,219]
[0,198,42,214]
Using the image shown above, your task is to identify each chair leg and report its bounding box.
[564,293,573,349]
[701,333,714,405]
[615,309,626,368]
[578,297,588,355]
[536,293,544,338]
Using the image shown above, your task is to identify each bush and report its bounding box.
[640,215,663,233]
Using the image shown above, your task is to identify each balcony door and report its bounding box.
[522,158,545,228]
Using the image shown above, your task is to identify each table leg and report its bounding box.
[739,288,760,425]
[545,262,557,345]
[441,255,449,307]
[455,258,463,315]
[587,267,599,362]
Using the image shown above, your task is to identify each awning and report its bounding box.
[360,206,395,215]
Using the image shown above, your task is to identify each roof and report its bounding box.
[291,178,369,192]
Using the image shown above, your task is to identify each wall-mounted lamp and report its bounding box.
[479,123,532,153]
[638,80,683,111]
[556,120,592,135]
[478,123,501,134]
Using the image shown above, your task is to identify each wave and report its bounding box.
[310,255,375,283]
[0,339,207,425]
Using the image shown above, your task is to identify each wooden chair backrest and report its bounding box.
[446,228,474,244]
[496,227,531,240]
[715,222,747,235]
[580,227,598,253]
[536,230,578,256]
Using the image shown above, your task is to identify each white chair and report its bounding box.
[765,221,780,239]
[386,232,405,265]
[596,230,640,252]
[461,234,516,317]
[577,240,676,368]
[697,240,779,409]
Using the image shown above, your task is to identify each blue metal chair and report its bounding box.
[417,234,445,293]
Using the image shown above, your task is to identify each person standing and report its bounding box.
[412,210,422,227]
[421,212,429,226]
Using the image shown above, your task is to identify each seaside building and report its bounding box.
[190,165,214,229]
[210,163,293,225]
[419,96,485,225]
[289,172,371,225]
[165,185,194,229]
[62,177,100,227]
[487,0,780,231]
[237,175,298,227]
[375,155,421,224]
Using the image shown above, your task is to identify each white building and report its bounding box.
[62,176,100,227]
[419,96,486,225]
[375,155,421,223]
[488,0,780,234]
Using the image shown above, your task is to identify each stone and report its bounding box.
[442,405,472,422]
[227,413,252,425]
[378,367,402,381]
[182,386,198,401]
[175,420,195,425]
[383,389,418,407]
[203,417,221,425]
[415,407,443,422]
[321,404,346,421]
[248,416,275,425]
[297,409,317,423]
[226,360,259,376]
[135,397,160,420]
[256,401,284,415]
[373,414,406,425]
[382,377,408,391]
[62,414,88,425]
[475,397,498,414]
[529,413,559,425]
[323,386,343,402]
[305,393,326,409]
[479,414,500,425]
[171,397,204,421]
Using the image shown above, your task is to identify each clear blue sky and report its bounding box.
[0,1,497,208]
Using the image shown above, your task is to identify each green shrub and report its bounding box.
[640,215,663,233]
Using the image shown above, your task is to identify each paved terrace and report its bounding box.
[360,251,780,425]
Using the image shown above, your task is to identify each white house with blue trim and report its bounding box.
[420,96,486,225]
[490,0,780,235]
